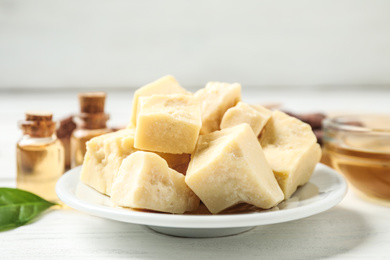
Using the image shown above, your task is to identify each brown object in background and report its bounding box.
[283,111,326,145]
[57,115,77,171]
[284,111,326,130]
[295,113,326,130]
[313,129,323,146]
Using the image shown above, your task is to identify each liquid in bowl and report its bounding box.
[323,114,390,205]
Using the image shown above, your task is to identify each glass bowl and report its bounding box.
[322,114,390,205]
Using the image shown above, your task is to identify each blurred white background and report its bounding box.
[1,0,390,89]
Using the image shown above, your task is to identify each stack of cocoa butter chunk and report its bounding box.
[80,75,322,214]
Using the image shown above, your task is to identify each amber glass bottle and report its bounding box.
[16,111,65,202]
[70,92,111,168]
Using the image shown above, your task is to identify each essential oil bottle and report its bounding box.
[16,111,65,202]
[70,92,111,168]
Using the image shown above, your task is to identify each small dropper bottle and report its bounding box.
[70,92,111,168]
[16,111,65,202]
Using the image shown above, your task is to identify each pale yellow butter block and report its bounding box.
[134,94,201,154]
[220,102,272,136]
[80,129,138,196]
[259,110,322,199]
[80,129,191,195]
[129,75,191,127]
[185,123,284,214]
[195,82,241,134]
[111,151,199,214]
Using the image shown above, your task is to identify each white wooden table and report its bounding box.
[1,88,390,259]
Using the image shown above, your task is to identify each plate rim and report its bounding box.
[56,163,347,229]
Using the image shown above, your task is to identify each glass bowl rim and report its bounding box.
[322,114,390,134]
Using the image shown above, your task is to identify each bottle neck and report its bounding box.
[19,134,58,146]
[74,113,109,130]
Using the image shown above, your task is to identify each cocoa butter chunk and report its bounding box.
[111,151,200,214]
[259,110,322,199]
[185,123,284,214]
[194,82,241,134]
[129,75,191,127]
[81,129,191,196]
[81,129,138,196]
[220,102,272,136]
[134,94,202,154]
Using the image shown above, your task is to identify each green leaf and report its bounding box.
[0,188,57,231]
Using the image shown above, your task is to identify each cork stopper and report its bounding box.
[79,92,106,113]
[76,92,109,129]
[25,111,53,122]
[20,111,56,137]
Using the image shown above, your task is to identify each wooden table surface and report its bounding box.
[1,88,389,259]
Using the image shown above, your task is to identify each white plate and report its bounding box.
[56,164,347,238]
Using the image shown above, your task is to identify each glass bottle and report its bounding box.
[70,92,111,168]
[16,111,65,202]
